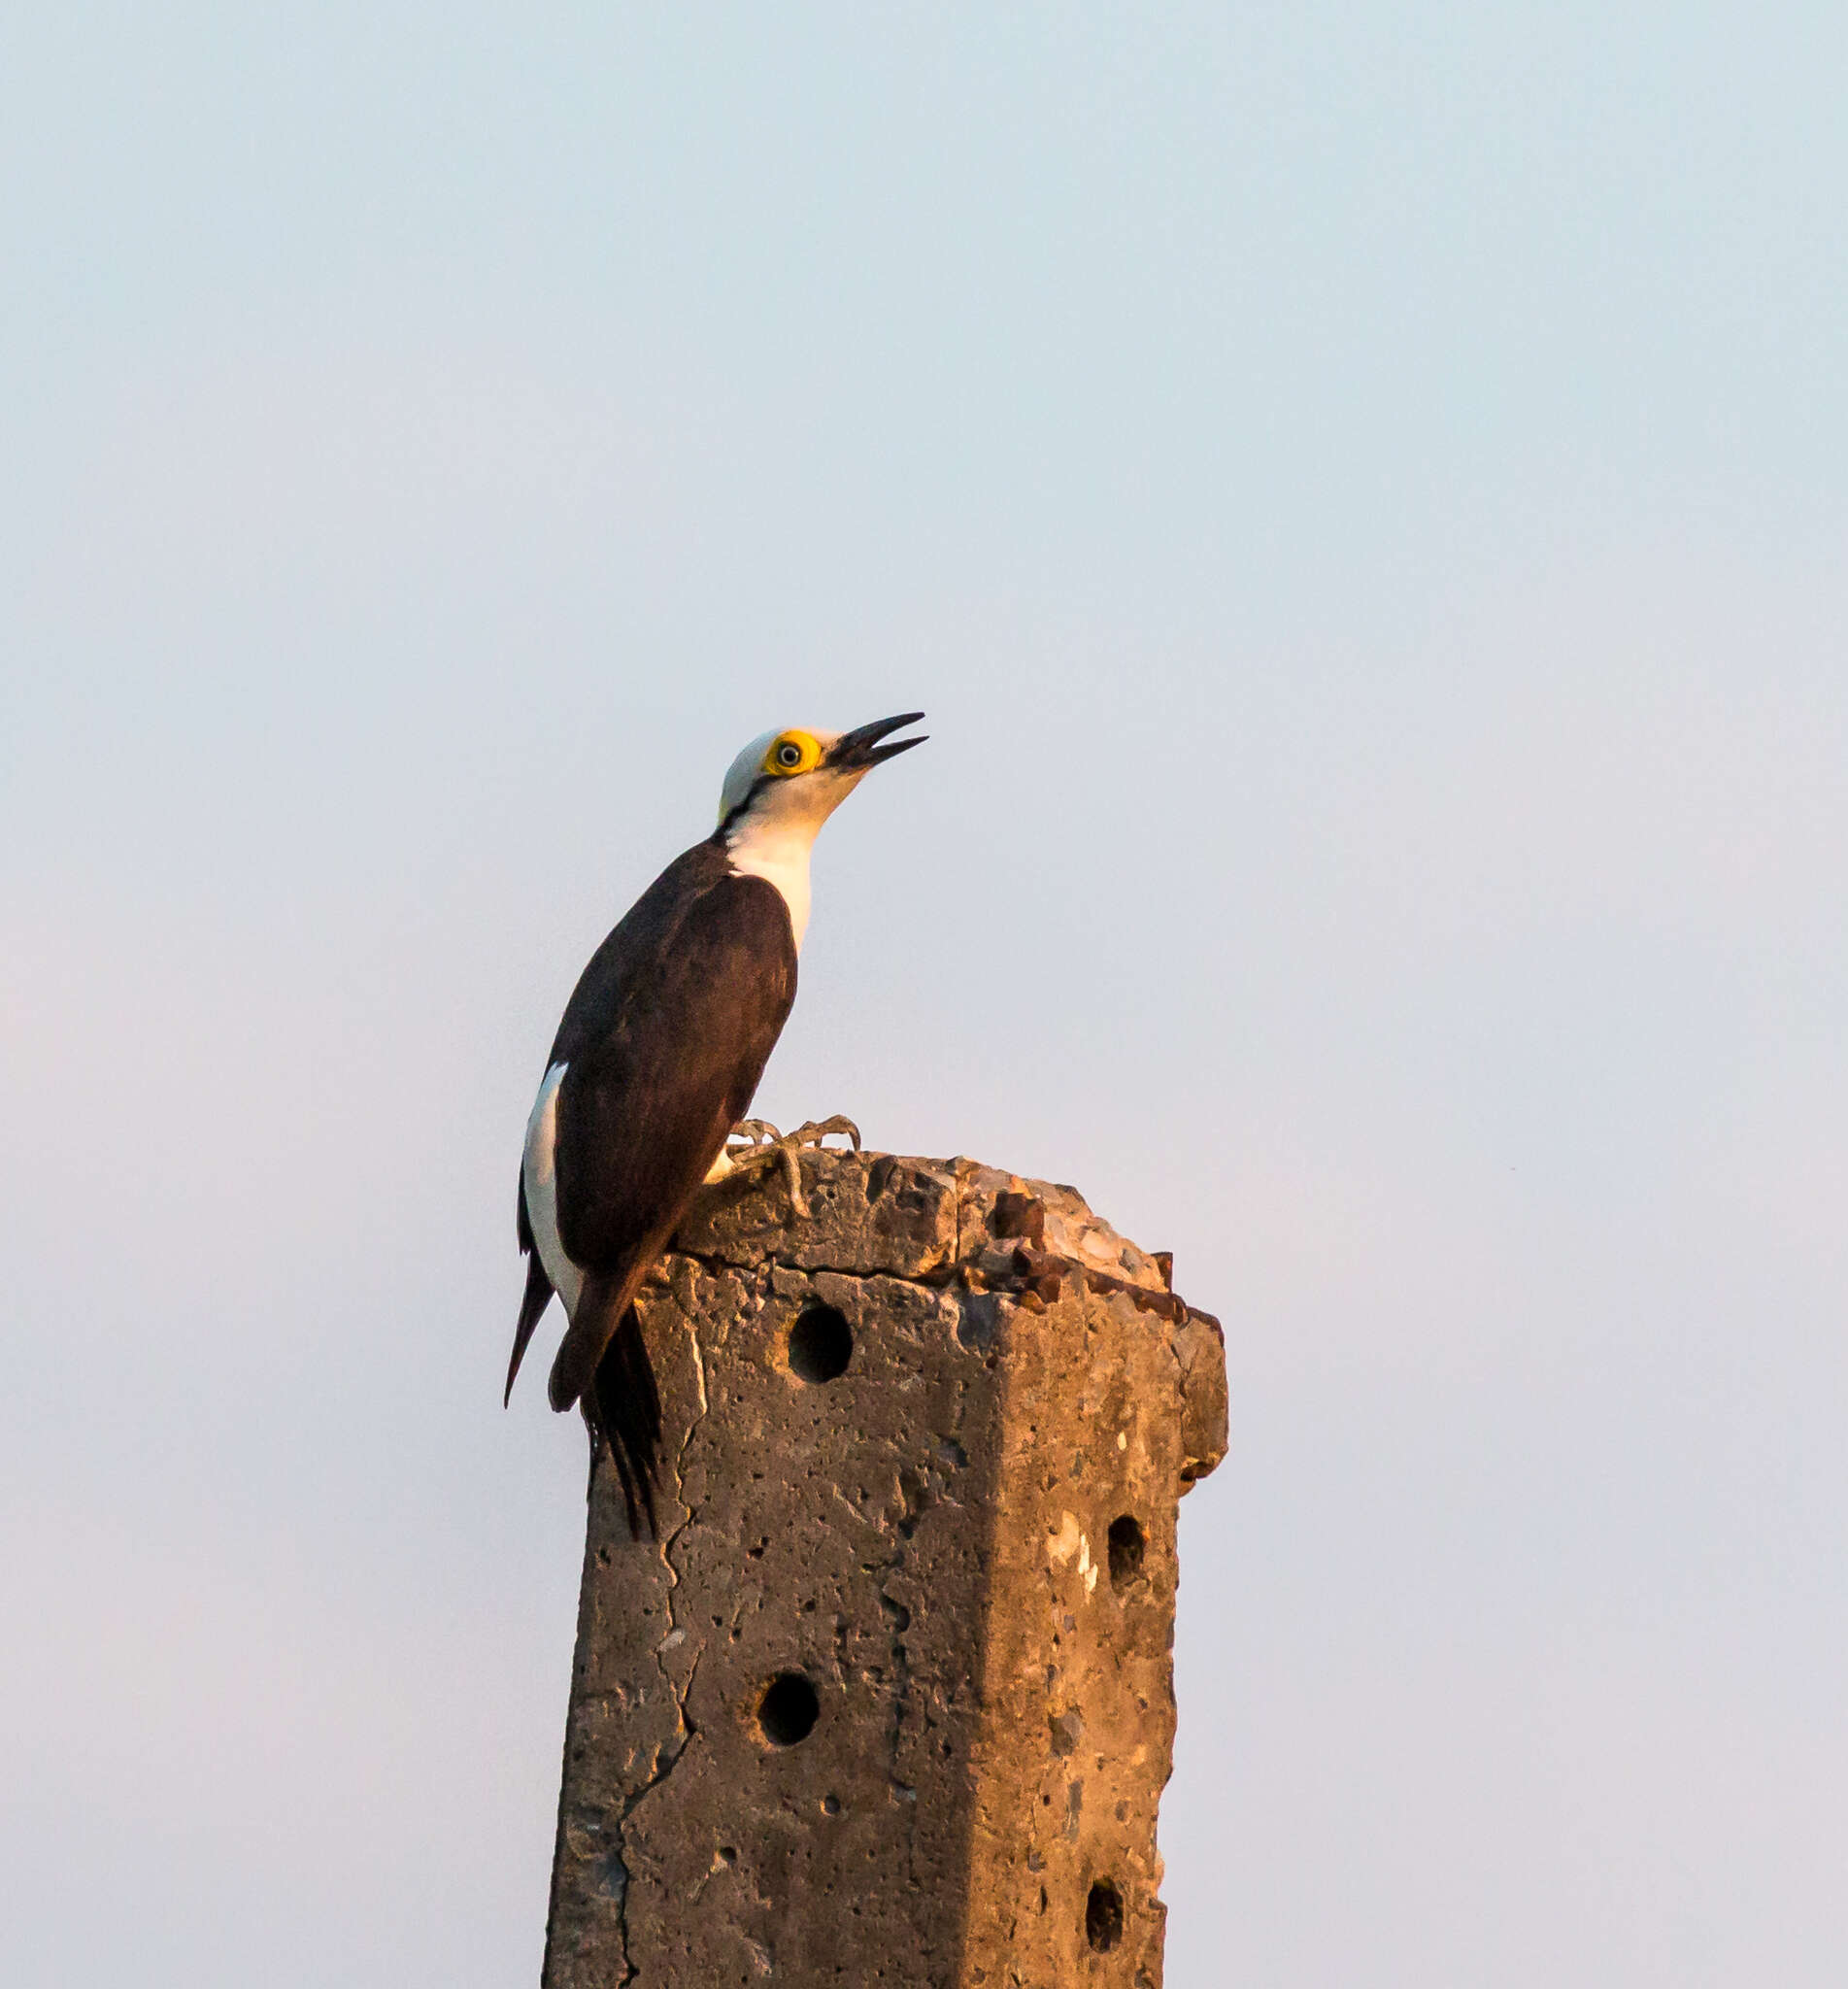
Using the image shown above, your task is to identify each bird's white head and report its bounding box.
[716,712,926,949]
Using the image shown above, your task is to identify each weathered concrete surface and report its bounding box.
[542,1150,1226,1989]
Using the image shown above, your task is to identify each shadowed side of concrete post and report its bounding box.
[541,1150,1227,1989]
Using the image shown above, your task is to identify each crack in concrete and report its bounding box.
[607,1297,724,1985]
[605,1641,702,1988]
[675,1242,958,1288]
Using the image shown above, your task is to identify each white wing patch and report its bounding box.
[522,1062,584,1318]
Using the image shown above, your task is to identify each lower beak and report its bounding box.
[828,711,928,771]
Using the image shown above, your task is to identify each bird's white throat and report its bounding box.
[724,812,816,947]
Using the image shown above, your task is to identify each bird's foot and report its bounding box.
[718,1115,861,1217]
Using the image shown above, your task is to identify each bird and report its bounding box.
[506,712,926,1533]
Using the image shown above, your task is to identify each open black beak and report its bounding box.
[828,711,927,771]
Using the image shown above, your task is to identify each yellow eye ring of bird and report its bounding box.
[761,730,823,777]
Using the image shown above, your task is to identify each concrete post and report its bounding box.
[541,1150,1227,1988]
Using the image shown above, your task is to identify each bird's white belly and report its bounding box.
[522,1062,585,1318]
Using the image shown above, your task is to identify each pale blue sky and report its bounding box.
[4,8,1846,1984]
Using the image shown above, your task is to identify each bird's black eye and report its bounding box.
[777,741,802,767]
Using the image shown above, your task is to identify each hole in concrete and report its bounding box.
[1086,1879,1125,1953]
[1107,1514,1146,1588]
[756,1672,820,1747]
[787,1303,853,1383]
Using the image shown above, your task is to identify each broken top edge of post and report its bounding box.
[665,1147,1230,1492]
[670,1144,1219,1330]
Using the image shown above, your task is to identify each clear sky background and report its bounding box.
[4,7,1845,1984]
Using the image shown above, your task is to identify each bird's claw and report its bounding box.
[722,1115,862,1218]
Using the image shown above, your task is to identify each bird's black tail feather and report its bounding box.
[505,1247,554,1405]
[585,1302,664,1539]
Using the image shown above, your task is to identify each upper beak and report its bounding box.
[827,711,927,771]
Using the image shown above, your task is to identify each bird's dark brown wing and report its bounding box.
[506,841,731,1407]
[545,865,797,1415]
